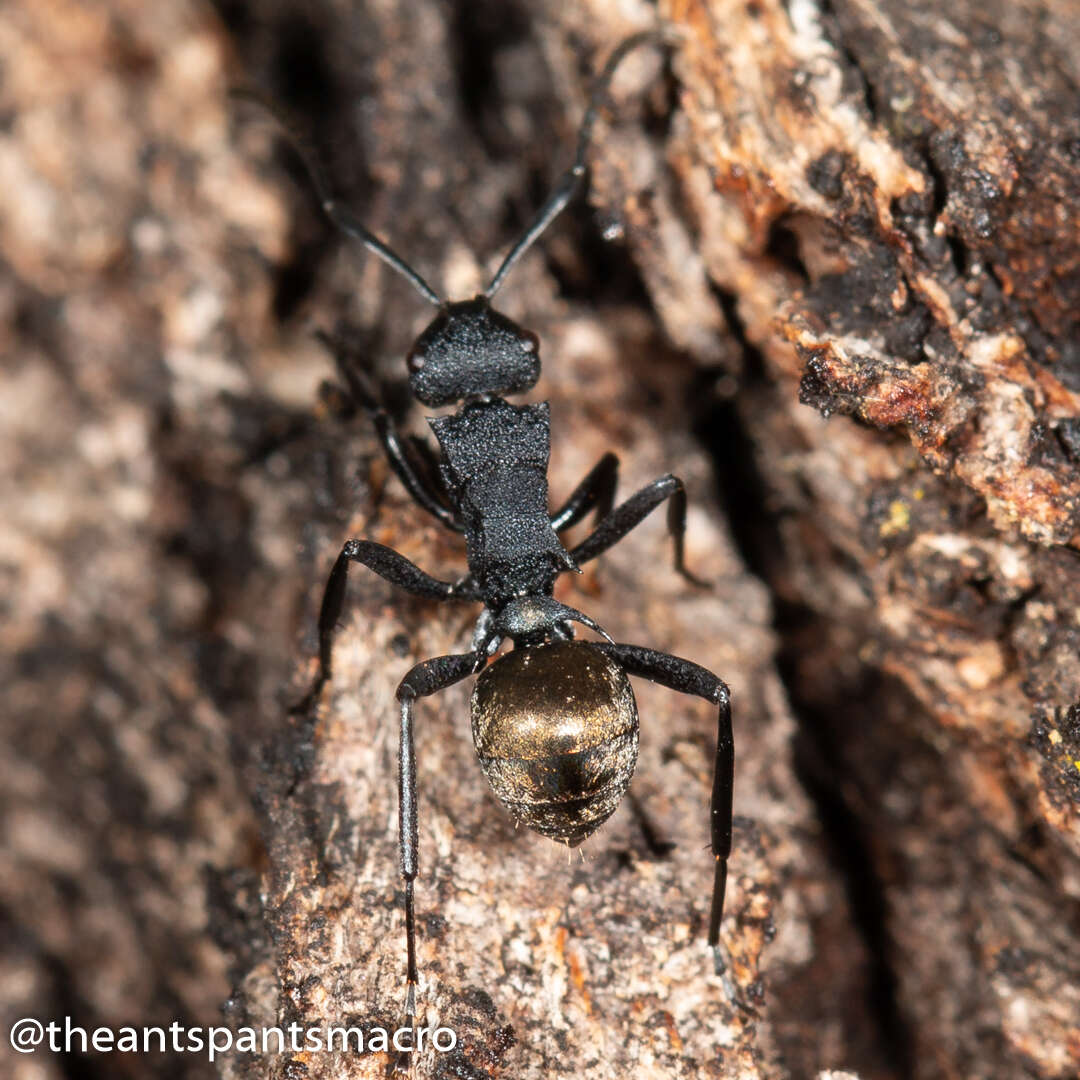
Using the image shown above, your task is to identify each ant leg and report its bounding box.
[550,452,619,532]
[296,540,476,713]
[591,643,733,965]
[569,474,708,587]
[320,331,463,532]
[393,650,484,1074]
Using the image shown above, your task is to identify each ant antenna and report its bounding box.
[484,30,667,300]
[233,90,443,307]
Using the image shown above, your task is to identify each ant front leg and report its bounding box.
[392,650,484,1074]
[570,473,709,587]
[550,451,619,533]
[295,540,473,714]
[319,330,463,532]
[591,643,733,966]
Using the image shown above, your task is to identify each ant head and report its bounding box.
[406,296,540,407]
[251,31,667,409]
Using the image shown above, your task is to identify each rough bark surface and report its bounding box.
[1,2,1077,1080]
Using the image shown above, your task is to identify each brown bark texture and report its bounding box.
[1,2,1077,1080]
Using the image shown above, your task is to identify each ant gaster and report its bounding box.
[279,31,734,1067]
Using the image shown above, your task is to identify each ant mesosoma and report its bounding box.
[276,30,733,1068]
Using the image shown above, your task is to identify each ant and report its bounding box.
[272,30,734,1070]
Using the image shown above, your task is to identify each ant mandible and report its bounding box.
[279,30,734,1069]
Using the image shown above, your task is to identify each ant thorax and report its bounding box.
[429,399,574,604]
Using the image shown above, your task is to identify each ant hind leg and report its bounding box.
[392,649,484,1073]
[590,642,732,962]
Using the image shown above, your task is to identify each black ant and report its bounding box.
[269,30,733,1070]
